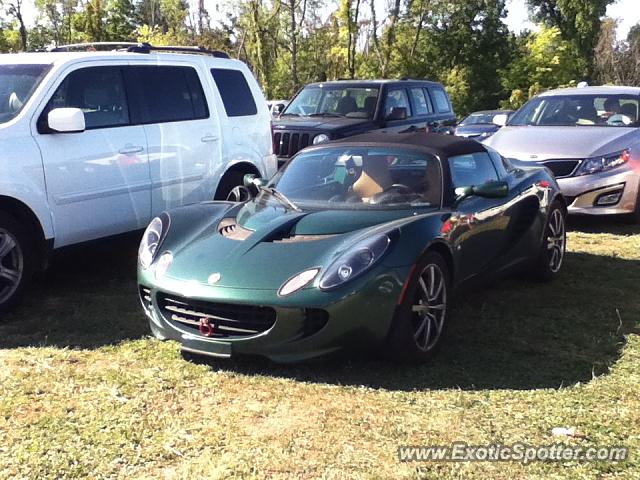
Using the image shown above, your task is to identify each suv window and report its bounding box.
[125,66,209,124]
[384,89,411,118]
[409,88,432,115]
[449,152,499,188]
[431,88,451,113]
[211,68,257,117]
[45,66,129,129]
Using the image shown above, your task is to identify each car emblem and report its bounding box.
[199,317,214,337]
[208,273,221,284]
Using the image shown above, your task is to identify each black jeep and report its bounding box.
[272,79,457,166]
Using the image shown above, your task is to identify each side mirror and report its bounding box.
[454,181,509,206]
[385,106,407,121]
[48,107,85,133]
[492,113,508,127]
[272,103,285,115]
[243,173,267,188]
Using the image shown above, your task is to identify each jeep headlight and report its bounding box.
[312,133,330,145]
[575,149,630,176]
[319,233,392,290]
[138,213,170,269]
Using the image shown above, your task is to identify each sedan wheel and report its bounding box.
[411,263,447,352]
[388,251,450,362]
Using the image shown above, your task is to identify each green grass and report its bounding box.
[1,218,639,479]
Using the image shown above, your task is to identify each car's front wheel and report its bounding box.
[0,212,33,314]
[532,200,566,281]
[387,251,450,363]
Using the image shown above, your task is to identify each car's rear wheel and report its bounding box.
[532,201,566,281]
[387,251,450,363]
[215,171,252,201]
[0,212,33,313]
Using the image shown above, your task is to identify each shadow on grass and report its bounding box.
[1,229,639,391]
[0,233,147,348]
[193,251,640,391]
[567,214,640,236]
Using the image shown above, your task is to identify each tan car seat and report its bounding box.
[352,156,393,201]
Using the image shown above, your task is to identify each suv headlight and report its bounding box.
[575,149,630,176]
[312,133,330,145]
[319,232,393,290]
[139,213,170,269]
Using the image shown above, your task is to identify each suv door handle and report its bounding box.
[201,134,219,143]
[119,145,144,155]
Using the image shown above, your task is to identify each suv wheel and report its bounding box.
[0,212,33,313]
[215,171,251,201]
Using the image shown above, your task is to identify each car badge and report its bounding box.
[199,317,214,337]
[208,273,221,285]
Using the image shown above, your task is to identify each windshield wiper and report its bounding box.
[259,185,302,212]
[308,112,344,117]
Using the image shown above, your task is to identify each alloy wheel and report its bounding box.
[546,209,566,273]
[0,228,23,304]
[411,263,447,352]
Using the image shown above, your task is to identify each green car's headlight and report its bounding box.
[278,268,320,297]
[139,213,170,269]
[319,233,392,290]
[575,149,630,176]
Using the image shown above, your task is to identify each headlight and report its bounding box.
[575,149,630,176]
[319,233,392,290]
[312,133,330,145]
[278,268,320,296]
[138,214,169,269]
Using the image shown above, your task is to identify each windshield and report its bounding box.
[0,64,51,124]
[283,85,379,118]
[509,94,640,127]
[460,112,501,126]
[267,146,442,210]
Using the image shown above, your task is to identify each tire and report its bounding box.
[0,211,34,314]
[215,171,251,201]
[532,200,567,281]
[387,251,451,363]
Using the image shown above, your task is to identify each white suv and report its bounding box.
[0,43,276,311]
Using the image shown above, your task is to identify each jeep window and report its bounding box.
[431,88,451,113]
[45,66,129,129]
[125,66,209,124]
[509,94,640,127]
[283,86,379,118]
[211,68,257,117]
[0,64,51,124]
[384,89,411,118]
[410,88,432,115]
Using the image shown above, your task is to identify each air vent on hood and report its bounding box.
[218,218,253,241]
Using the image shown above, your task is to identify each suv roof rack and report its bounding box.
[48,42,230,58]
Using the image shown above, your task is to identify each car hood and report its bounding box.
[484,125,639,160]
[273,115,374,132]
[163,202,435,290]
[455,124,498,137]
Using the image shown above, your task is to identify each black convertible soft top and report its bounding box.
[328,131,487,158]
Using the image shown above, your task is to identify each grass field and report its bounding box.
[1,217,639,479]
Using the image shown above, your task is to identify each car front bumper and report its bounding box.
[557,166,640,216]
[138,266,408,362]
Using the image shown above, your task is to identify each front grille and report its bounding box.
[540,159,581,178]
[273,130,312,157]
[157,293,276,338]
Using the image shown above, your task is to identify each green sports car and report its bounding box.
[138,132,567,363]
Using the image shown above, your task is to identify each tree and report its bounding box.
[595,19,640,86]
[1,0,27,50]
[526,0,614,78]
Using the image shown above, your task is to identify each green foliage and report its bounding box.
[500,25,584,109]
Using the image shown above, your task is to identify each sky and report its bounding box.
[16,0,640,41]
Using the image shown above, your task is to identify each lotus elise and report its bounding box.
[138,132,567,363]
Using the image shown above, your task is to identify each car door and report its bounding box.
[381,87,418,133]
[34,63,151,247]
[447,151,507,281]
[123,62,220,214]
[407,87,433,131]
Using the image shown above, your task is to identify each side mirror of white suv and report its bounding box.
[48,108,86,133]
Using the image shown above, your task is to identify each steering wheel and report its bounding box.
[369,184,414,205]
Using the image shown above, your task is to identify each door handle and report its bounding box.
[119,145,144,155]
[201,134,219,143]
